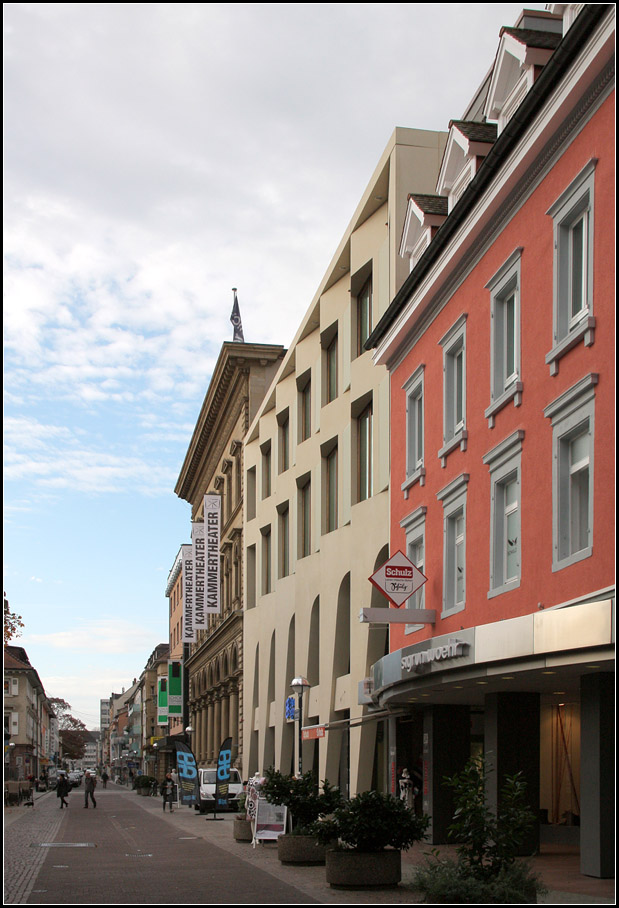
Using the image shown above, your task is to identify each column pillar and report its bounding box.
[422,705,470,843]
[229,685,239,760]
[484,692,540,855]
[580,672,614,878]
[221,688,230,743]
[213,696,222,758]
[207,697,214,762]
[201,701,208,763]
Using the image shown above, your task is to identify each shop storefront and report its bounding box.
[370,597,614,878]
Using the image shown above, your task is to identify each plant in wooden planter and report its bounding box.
[312,789,429,888]
[261,768,342,864]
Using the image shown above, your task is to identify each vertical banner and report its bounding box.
[157,677,168,726]
[168,661,183,719]
[215,736,233,811]
[181,543,195,642]
[175,740,200,806]
[204,494,221,615]
[192,522,206,631]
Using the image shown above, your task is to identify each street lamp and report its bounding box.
[290,676,310,777]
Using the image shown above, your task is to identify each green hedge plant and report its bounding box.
[413,755,546,903]
[313,789,429,852]
[261,768,342,834]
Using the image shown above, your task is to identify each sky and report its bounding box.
[4,2,547,729]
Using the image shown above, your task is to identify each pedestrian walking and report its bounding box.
[56,773,70,809]
[161,772,175,812]
[84,771,97,808]
[101,770,109,789]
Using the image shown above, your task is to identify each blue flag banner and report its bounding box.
[175,740,200,806]
[215,736,233,810]
[230,289,244,342]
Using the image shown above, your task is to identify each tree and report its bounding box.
[4,593,24,646]
[49,698,90,762]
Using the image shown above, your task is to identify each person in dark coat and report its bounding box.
[56,773,70,809]
[84,771,97,808]
[161,772,175,812]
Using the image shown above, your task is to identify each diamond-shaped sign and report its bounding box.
[369,550,428,607]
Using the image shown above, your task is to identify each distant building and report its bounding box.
[176,341,286,770]
[4,646,56,780]
[165,548,185,739]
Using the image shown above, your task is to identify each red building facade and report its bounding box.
[368,5,614,879]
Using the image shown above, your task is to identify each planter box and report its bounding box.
[325,848,401,888]
[233,818,253,842]
[277,833,327,865]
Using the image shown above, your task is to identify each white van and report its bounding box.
[196,767,244,813]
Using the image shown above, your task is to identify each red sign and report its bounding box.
[301,725,326,741]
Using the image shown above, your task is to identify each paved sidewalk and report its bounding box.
[4,784,615,904]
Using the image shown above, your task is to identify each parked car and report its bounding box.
[195,767,244,814]
[68,770,83,788]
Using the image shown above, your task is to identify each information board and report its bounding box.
[253,797,288,845]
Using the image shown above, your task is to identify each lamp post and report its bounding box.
[290,676,310,778]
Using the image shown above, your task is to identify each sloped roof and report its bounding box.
[4,649,30,670]
[450,121,498,144]
[409,194,449,216]
[500,26,563,50]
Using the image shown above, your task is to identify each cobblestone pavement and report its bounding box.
[3,784,615,905]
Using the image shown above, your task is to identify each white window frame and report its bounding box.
[438,314,468,466]
[401,506,427,634]
[545,160,596,375]
[402,364,425,495]
[437,473,469,616]
[484,430,524,597]
[544,373,597,571]
[485,249,523,427]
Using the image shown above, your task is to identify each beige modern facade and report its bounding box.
[175,341,285,770]
[242,127,446,795]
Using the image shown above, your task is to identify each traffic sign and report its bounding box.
[369,550,427,607]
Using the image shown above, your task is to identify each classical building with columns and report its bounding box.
[175,341,285,769]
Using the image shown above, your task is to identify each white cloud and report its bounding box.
[26,619,163,656]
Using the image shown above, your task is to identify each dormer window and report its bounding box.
[399,194,448,271]
[436,122,497,213]
[484,23,561,133]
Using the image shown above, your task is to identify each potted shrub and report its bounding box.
[313,789,429,887]
[134,775,157,796]
[413,755,546,903]
[261,768,342,865]
[233,792,253,842]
